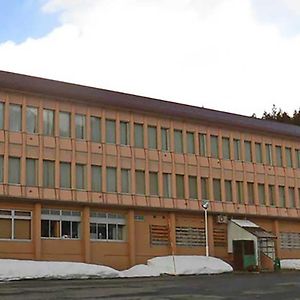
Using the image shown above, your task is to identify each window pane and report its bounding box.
[27,106,38,134]
[9,157,20,184]
[134,123,144,148]
[244,141,252,162]
[289,187,295,208]
[201,177,208,199]
[236,181,243,204]
[174,130,183,153]
[149,172,158,196]
[0,102,4,129]
[98,224,107,239]
[106,119,116,144]
[279,186,285,207]
[75,114,86,139]
[120,121,130,145]
[189,176,197,199]
[210,135,219,158]
[121,169,130,193]
[255,143,263,163]
[43,160,55,188]
[62,221,71,238]
[296,149,300,168]
[26,158,37,186]
[91,165,102,192]
[43,109,54,136]
[199,133,207,156]
[72,222,80,238]
[258,183,265,205]
[148,126,157,149]
[222,137,230,160]
[50,220,60,237]
[234,139,241,160]
[161,128,170,151]
[225,180,232,202]
[9,104,22,132]
[106,167,117,192]
[163,173,171,198]
[76,164,86,190]
[108,224,117,240]
[0,156,3,183]
[0,219,12,239]
[269,185,275,206]
[276,146,283,167]
[187,132,195,154]
[176,174,184,199]
[14,219,31,240]
[135,170,145,195]
[213,178,221,201]
[60,162,71,188]
[41,220,50,237]
[285,147,292,168]
[91,116,101,143]
[59,112,71,138]
[247,182,254,205]
[265,144,273,165]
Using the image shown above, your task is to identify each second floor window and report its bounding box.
[9,104,22,132]
[76,164,86,190]
[188,175,197,199]
[43,160,55,188]
[91,165,102,192]
[135,170,145,195]
[149,171,158,196]
[26,158,38,186]
[163,173,171,198]
[60,162,71,189]
[176,174,185,199]
[9,157,20,184]
[106,167,117,193]
[121,168,131,193]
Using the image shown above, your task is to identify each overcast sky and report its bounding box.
[1,0,300,117]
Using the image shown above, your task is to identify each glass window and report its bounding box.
[106,167,117,193]
[244,141,252,162]
[8,157,20,184]
[43,109,54,136]
[43,160,55,188]
[289,187,295,208]
[268,185,275,206]
[201,177,208,199]
[163,173,171,198]
[9,104,22,132]
[134,123,144,148]
[276,146,283,167]
[213,179,221,201]
[225,180,232,202]
[174,129,183,153]
[199,133,207,156]
[285,147,293,168]
[236,181,243,204]
[258,183,265,205]
[187,132,195,154]
[188,176,197,199]
[247,182,254,205]
[106,119,116,144]
[149,171,158,196]
[296,149,300,168]
[121,169,130,193]
[59,112,71,138]
[148,126,157,149]
[222,137,230,160]
[233,139,241,160]
[26,106,38,134]
[0,102,4,129]
[120,121,130,146]
[90,116,101,143]
[91,165,102,192]
[161,127,170,151]
[210,135,219,158]
[60,162,71,189]
[255,143,263,164]
[75,114,86,139]
[279,186,285,207]
[176,174,185,199]
[265,144,273,165]
[76,164,86,190]
[0,156,3,183]
[135,170,145,195]
[26,158,38,186]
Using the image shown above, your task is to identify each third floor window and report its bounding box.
[9,104,22,132]
[59,112,71,138]
[43,109,54,136]
[75,114,86,139]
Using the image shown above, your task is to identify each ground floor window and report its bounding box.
[90,212,125,241]
[41,209,81,239]
[176,226,205,247]
[0,209,31,240]
[280,232,300,249]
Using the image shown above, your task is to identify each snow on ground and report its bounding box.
[120,264,160,278]
[281,259,300,270]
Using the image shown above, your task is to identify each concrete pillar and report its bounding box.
[168,212,177,255]
[208,214,215,257]
[128,210,136,266]
[273,219,281,258]
[33,203,41,260]
[82,206,91,263]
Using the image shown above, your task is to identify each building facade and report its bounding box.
[0,70,299,270]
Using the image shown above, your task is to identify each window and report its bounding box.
[149,172,158,196]
[289,187,295,208]
[120,121,130,146]
[106,167,117,193]
[163,173,172,198]
[9,157,20,184]
[0,210,31,240]
[41,209,81,239]
[43,109,54,136]
[233,139,241,160]
[296,149,300,168]
[161,127,170,151]
[269,185,275,206]
[60,162,71,189]
[276,146,283,167]
[244,141,252,162]
[280,232,300,249]
[9,104,22,132]
[247,182,254,205]
[134,123,144,148]
[201,177,208,199]
[187,132,195,154]
[148,126,157,149]
[75,114,86,139]
[213,178,221,201]
[59,112,71,138]
[255,143,263,164]
[121,169,130,193]
[0,156,3,183]
[199,133,207,156]
[90,211,125,241]
[176,174,185,199]
[188,176,197,199]
[26,158,38,186]
[43,160,55,188]
[222,137,230,160]
[258,183,265,205]
[265,144,273,165]
[174,129,183,153]
[236,181,244,204]
[225,180,232,202]
[90,116,101,143]
[279,185,285,207]
[106,119,116,144]
[91,165,102,192]
[0,102,4,129]
[285,147,293,168]
[210,135,219,158]
[26,106,38,134]
[135,170,145,195]
[76,164,86,190]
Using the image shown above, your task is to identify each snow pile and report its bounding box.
[0,259,119,281]
[148,255,233,275]
[281,259,300,270]
[120,264,160,278]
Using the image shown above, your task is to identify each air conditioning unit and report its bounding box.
[217,215,228,224]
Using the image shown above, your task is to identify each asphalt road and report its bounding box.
[1,272,300,300]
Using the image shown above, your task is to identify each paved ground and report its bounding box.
[0,272,300,300]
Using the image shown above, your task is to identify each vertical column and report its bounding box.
[168,212,177,255]
[273,219,281,258]
[208,214,215,257]
[34,203,42,260]
[82,206,91,263]
[128,209,136,266]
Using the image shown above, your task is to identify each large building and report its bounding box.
[0,70,299,271]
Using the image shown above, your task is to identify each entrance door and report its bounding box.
[233,240,255,270]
